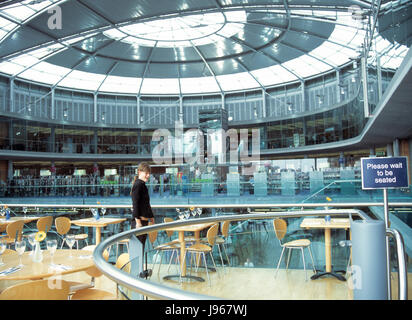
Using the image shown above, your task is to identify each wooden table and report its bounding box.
[0,216,42,226]
[71,217,126,245]
[163,222,215,282]
[0,249,95,281]
[300,217,351,281]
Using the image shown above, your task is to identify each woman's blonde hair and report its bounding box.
[137,162,151,174]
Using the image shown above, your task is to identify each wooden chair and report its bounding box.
[3,220,24,247]
[215,221,231,270]
[149,225,181,276]
[55,217,88,249]
[0,279,70,300]
[273,219,316,281]
[182,223,219,286]
[71,252,126,300]
[36,216,53,233]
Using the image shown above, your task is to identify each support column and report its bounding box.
[301,81,306,112]
[51,88,55,120]
[262,89,267,118]
[221,94,225,110]
[137,96,141,125]
[93,93,98,123]
[369,147,375,157]
[9,78,14,113]
[336,70,341,103]
[8,160,13,180]
[393,139,400,157]
[386,143,393,157]
[361,56,370,117]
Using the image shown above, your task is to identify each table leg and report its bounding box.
[96,227,101,245]
[179,231,186,277]
[164,230,204,282]
[311,228,346,281]
[325,228,332,273]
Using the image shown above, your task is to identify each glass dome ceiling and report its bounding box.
[0,0,408,95]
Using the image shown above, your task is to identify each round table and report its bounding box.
[0,249,95,281]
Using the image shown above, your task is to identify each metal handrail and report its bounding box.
[93,209,370,300]
[4,202,412,209]
[386,228,408,300]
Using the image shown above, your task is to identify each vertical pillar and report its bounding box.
[361,56,370,117]
[262,89,267,118]
[9,78,14,113]
[386,143,393,157]
[93,129,98,154]
[179,95,183,122]
[393,139,400,157]
[8,160,13,180]
[336,70,341,103]
[376,54,383,99]
[137,96,141,125]
[93,93,98,123]
[369,147,375,157]
[51,88,55,120]
[301,81,306,112]
[50,127,55,153]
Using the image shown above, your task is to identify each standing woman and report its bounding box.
[131,162,155,248]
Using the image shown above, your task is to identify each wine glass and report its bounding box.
[100,207,106,218]
[23,206,27,218]
[0,240,6,266]
[15,240,26,267]
[196,208,202,217]
[184,210,190,220]
[91,208,98,220]
[0,207,5,218]
[176,209,184,220]
[46,239,57,266]
[27,233,36,256]
[191,208,197,218]
[65,235,75,258]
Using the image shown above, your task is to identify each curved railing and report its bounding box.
[93,208,372,300]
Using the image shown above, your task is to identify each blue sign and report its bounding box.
[361,157,409,189]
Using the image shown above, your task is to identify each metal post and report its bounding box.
[383,188,391,299]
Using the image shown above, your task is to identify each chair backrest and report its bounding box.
[37,216,53,233]
[148,221,157,244]
[6,220,24,241]
[206,224,219,246]
[273,219,287,241]
[221,221,230,237]
[116,253,130,273]
[55,217,71,236]
[0,279,70,300]
[163,217,174,238]
[82,245,109,278]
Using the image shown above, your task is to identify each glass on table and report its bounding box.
[46,239,57,266]
[65,235,75,258]
[0,239,6,266]
[100,207,106,217]
[22,206,28,218]
[184,210,190,220]
[176,208,184,220]
[15,240,26,267]
[27,232,36,255]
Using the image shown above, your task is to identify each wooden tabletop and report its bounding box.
[0,249,95,281]
[164,222,215,233]
[300,218,351,229]
[0,216,42,226]
[71,217,126,227]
